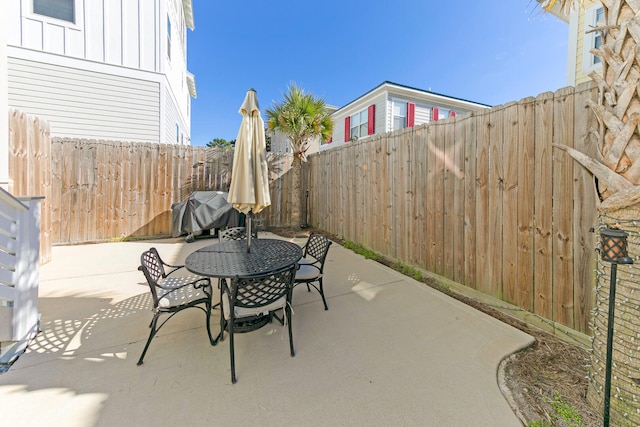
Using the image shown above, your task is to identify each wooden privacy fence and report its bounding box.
[307,82,599,334]
[9,82,600,333]
[45,140,295,243]
[8,108,51,264]
[8,128,296,245]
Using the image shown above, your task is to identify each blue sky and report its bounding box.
[187,1,569,146]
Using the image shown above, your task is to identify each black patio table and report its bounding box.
[184,238,302,278]
[185,238,302,335]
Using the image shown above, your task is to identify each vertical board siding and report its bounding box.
[10,83,600,333]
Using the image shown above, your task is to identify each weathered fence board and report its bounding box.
[533,91,555,321]
[517,97,536,311]
[462,114,477,288]
[572,86,598,334]
[503,102,519,306]
[553,87,576,328]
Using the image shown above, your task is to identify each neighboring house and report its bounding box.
[323,81,490,152]
[548,0,603,86]
[268,105,338,155]
[6,0,197,145]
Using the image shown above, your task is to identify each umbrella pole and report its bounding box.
[246,211,252,253]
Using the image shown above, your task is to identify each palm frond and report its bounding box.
[537,0,580,14]
[267,83,333,161]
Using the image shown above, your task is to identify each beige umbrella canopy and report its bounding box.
[228,88,271,250]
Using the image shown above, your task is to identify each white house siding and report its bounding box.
[323,82,489,152]
[414,103,432,124]
[329,92,386,149]
[7,0,193,144]
[164,84,190,144]
[8,55,160,142]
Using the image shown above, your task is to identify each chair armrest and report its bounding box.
[158,275,211,292]
[164,264,185,277]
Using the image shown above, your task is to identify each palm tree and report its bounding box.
[541,0,640,423]
[266,83,333,228]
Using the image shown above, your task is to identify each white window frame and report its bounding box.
[582,4,604,75]
[26,0,83,29]
[391,100,407,131]
[167,15,172,61]
[33,0,75,23]
[350,109,368,140]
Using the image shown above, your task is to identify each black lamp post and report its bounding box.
[600,227,634,427]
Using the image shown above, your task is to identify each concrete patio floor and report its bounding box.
[0,232,533,426]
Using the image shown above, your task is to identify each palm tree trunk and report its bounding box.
[580,1,640,424]
[290,155,303,228]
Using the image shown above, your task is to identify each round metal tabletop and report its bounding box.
[185,238,302,278]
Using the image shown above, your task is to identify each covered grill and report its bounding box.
[171,191,243,242]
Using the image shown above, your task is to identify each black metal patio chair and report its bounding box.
[218,264,297,383]
[219,226,258,241]
[295,233,332,310]
[136,247,216,365]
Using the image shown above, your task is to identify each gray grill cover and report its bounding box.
[171,191,242,237]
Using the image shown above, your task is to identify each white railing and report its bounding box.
[0,187,41,363]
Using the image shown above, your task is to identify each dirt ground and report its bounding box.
[270,227,602,426]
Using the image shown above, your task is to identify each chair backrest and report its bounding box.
[229,264,297,312]
[139,248,165,305]
[139,248,167,282]
[303,233,332,267]
[219,227,258,241]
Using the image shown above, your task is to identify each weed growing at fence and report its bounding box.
[394,261,422,281]
[342,240,382,261]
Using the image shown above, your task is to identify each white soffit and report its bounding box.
[182,0,195,29]
[187,72,197,98]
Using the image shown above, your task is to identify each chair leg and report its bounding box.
[205,300,217,346]
[229,320,237,383]
[218,286,225,343]
[137,314,159,365]
[318,278,328,311]
[286,305,295,357]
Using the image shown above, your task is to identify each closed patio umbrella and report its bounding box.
[228,88,271,252]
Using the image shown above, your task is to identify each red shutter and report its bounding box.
[367,105,375,135]
[449,110,457,117]
[432,107,439,121]
[407,102,415,127]
[344,116,350,142]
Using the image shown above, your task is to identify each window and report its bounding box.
[34,0,74,23]
[582,5,604,74]
[392,101,406,131]
[350,109,368,140]
[167,16,172,60]
[592,7,604,65]
[176,124,179,143]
